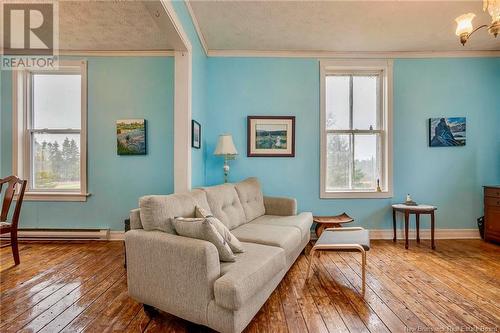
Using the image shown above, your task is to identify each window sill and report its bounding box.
[321,191,393,199]
[22,192,91,202]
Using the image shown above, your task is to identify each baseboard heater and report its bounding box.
[0,229,110,241]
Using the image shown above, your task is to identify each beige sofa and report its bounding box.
[125,177,312,333]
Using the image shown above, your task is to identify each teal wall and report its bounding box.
[0,56,174,230]
[205,57,500,229]
[172,0,208,187]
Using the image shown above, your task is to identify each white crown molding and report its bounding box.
[207,49,500,58]
[58,50,175,57]
[185,1,209,56]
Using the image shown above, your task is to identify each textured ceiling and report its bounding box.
[59,1,178,51]
[189,0,500,52]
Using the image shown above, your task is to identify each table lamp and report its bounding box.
[214,134,238,183]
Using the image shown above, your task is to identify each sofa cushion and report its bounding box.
[173,217,236,262]
[234,177,266,223]
[214,242,285,310]
[250,212,313,239]
[231,224,302,263]
[203,183,246,230]
[139,189,211,234]
[195,206,245,253]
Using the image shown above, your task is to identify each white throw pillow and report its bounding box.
[195,206,245,253]
[173,217,236,262]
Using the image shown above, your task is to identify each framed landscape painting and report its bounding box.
[429,117,466,147]
[247,116,295,157]
[117,119,147,155]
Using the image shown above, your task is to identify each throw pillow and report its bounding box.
[173,217,236,262]
[195,206,245,253]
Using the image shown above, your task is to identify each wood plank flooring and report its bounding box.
[1,239,499,332]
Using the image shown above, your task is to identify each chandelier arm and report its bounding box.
[466,24,490,38]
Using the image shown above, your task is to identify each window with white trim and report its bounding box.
[320,60,393,199]
[13,60,88,201]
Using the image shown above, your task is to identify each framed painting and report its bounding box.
[192,120,201,149]
[116,119,147,155]
[247,116,295,157]
[429,117,466,147]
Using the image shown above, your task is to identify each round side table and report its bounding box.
[392,204,437,250]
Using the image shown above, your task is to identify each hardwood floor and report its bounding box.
[1,239,499,332]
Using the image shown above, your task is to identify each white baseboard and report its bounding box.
[311,228,480,241]
[109,231,125,241]
[0,229,111,241]
[2,228,479,242]
[369,228,480,240]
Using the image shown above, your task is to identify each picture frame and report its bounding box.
[116,119,147,155]
[192,119,201,149]
[247,116,295,157]
[428,117,466,147]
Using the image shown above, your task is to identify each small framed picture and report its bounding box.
[247,116,295,157]
[429,117,466,147]
[116,119,147,155]
[192,120,201,149]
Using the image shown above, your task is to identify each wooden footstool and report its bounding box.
[306,227,370,295]
[313,213,354,237]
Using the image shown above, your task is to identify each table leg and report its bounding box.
[431,211,436,250]
[306,249,315,281]
[416,213,420,243]
[404,211,409,249]
[361,249,366,296]
[392,209,397,242]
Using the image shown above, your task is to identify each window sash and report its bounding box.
[325,73,384,192]
[29,130,82,192]
[325,72,382,131]
[320,60,392,198]
[325,132,384,192]
[25,65,85,194]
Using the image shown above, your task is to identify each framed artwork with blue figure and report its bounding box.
[429,117,466,147]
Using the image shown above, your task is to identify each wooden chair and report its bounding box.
[0,176,27,265]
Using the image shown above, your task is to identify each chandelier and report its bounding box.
[455,0,500,45]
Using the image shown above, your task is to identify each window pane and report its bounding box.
[353,134,379,190]
[326,76,350,130]
[353,76,378,130]
[33,74,81,129]
[326,134,352,190]
[32,133,80,191]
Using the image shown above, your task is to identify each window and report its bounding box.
[320,60,393,198]
[13,60,88,201]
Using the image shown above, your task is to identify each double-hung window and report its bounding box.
[320,60,393,198]
[12,60,88,201]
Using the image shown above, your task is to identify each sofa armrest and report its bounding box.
[129,208,143,229]
[125,230,220,325]
[263,196,297,216]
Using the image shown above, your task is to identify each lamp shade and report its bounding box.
[214,134,238,156]
[455,13,476,35]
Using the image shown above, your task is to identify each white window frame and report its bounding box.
[320,59,393,199]
[12,60,89,202]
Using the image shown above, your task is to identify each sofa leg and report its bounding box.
[143,304,158,317]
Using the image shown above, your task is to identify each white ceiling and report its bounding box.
[59,1,182,51]
[189,0,500,52]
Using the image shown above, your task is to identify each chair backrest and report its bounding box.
[0,176,27,228]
